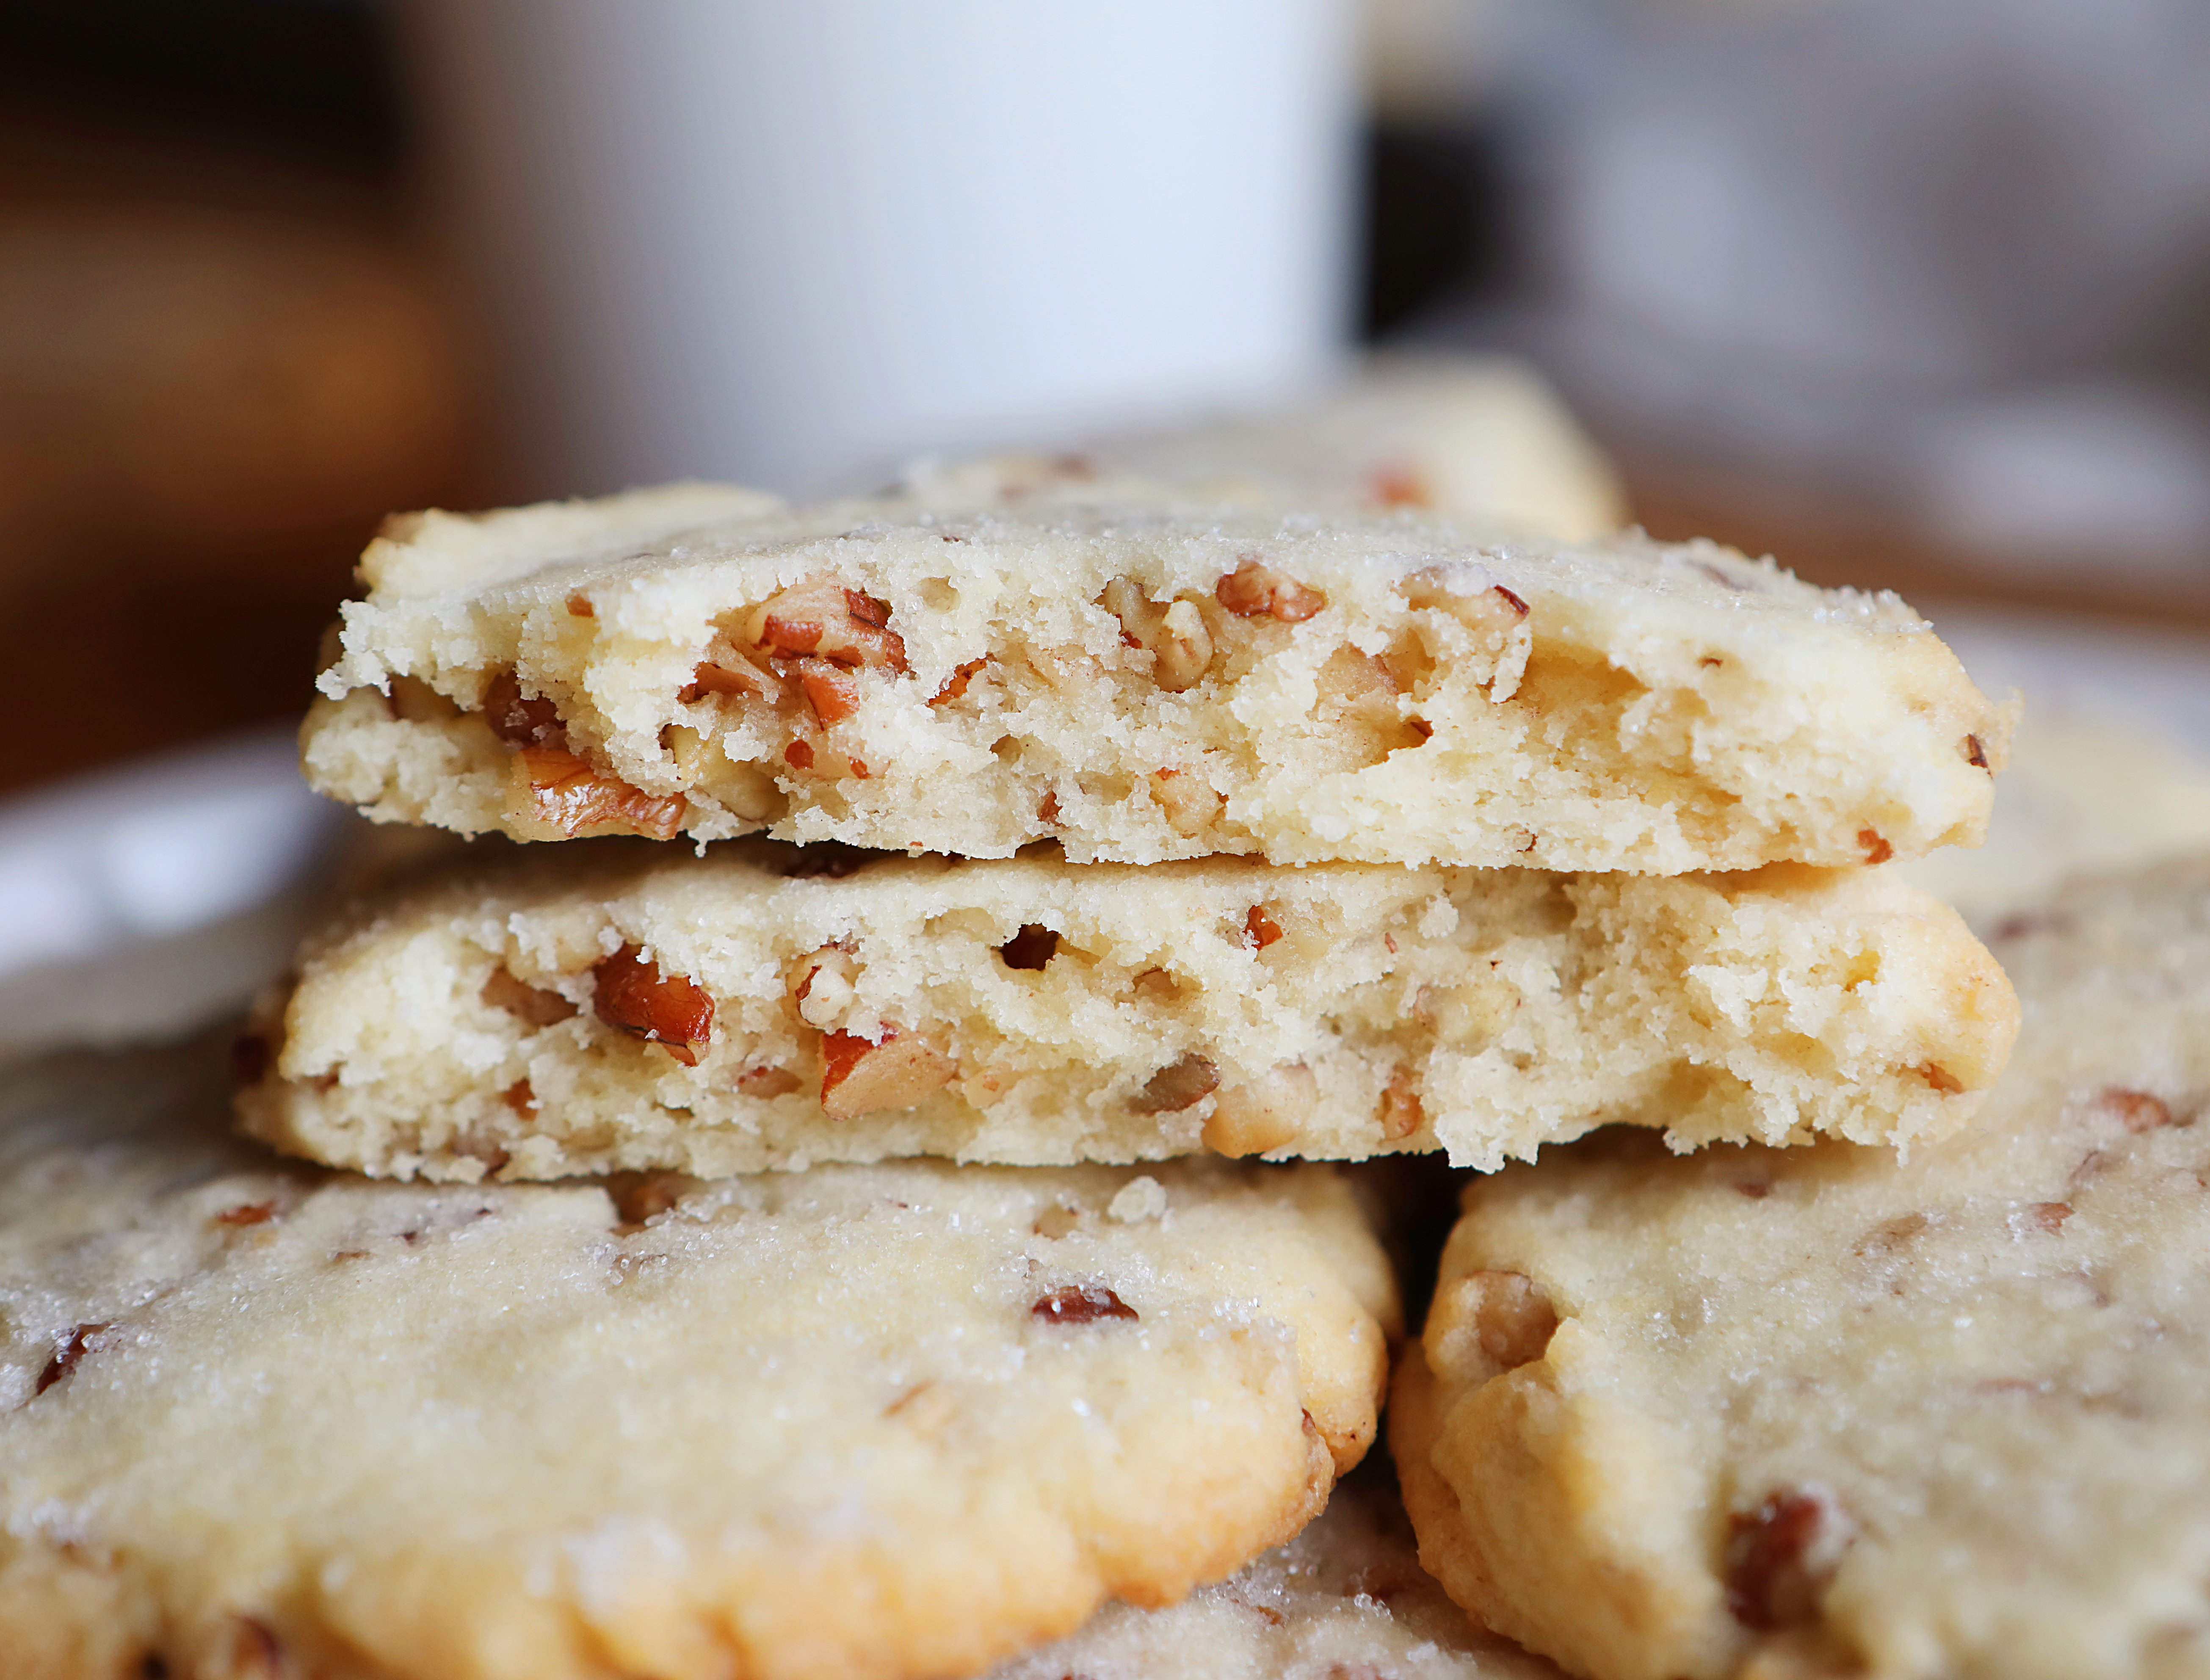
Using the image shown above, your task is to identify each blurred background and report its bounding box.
[3,0,2207,797]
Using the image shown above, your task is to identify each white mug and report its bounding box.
[401,0,1356,497]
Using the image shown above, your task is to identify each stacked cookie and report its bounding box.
[6,446,2030,1678]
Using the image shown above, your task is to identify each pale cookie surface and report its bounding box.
[911,354,1630,543]
[235,841,2015,1182]
[1394,856,2210,1680]
[0,1044,1395,1680]
[989,1464,1563,1680]
[301,486,2005,868]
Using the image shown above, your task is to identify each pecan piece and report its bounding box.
[1399,571,1529,637]
[1101,579,1213,691]
[1724,1487,1856,1630]
[37,1322,115,1396]
[1424,1269,1557,1384]
[481,967,578,1028]
[592,945,714,1064]
[820,1028,955,1118]
[1130,1052,1220,1114]
[483,670,569,749]
[1032,1285,1138,1325]
[748,579,908,671]
[1216,557,1326,622]
[931,657,989,705]
[1243,905,1283,950]
[2098,1087,2172,1132]
[1367,464,1431,508]
[1377,1067,1424,1140]
[680,651,781,707]
[796,658,863,727]
[514,748,688,840]
[1859,829,1895,865]
[1205,1063,1315,1158]
[215,1201,277,1228]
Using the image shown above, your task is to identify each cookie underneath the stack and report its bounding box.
[0,1045,1395,1680]
[235,840,2017,1181]
[1393,856,2210,1680]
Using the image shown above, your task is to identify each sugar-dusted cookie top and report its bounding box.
[1393,855,2210,1680]
[237,840,2016,1183]
[304,486,2007,869]
[0,1044,1394,1680]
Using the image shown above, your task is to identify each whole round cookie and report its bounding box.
[987,1462,1563,1680]
[0,1044,1395,1680]
[302,482,2004,870]
[1394,855,2210,1680]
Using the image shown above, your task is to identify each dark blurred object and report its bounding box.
[1360,121,1504,340]
[0,2,483,796]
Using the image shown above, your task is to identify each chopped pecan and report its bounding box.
[736,1064,804,1097]
[502,1078,538,1116]
[565,591,594,618]
[591,945,714,1064]
[1150,766,1224,837]
[515,748,688,840]
[2098,1087,2173,1132]
[785,740,815,770]
[1130,1052,1220,1114]
[1724,1487,1855,1630]
[997,925,1059,971]
[1859,829,1895,865]
[215,1201,277,1228]
[680,652,781,707]
[797,659,863,727]
[1216,557,1326,622]
[820,1028,956,1118]
[1399,572,1529,638]
[1243,905,1284,950]
[1920,1063,1964,1095]
[1425,1269,1557,1385]
[1964,733,1989,769]
[1032,1285,1138,1325]
[749,579,908,671]
[1377,1068,1424,1140]
[483,671,569,749]
[1367,464,1432,508]
[1102,579,1213,691]
[36,1322,115,1396]
[931,657,989,705]
[1205,1064,1315,1157]
[481,967,578,1028]
[2023,1201,2072,1234]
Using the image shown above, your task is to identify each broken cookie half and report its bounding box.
[235,838,2017,1182]
[302,482,2008,870]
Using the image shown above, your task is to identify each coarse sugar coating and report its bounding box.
[986,1462,1564,1680]
[0,1042,1395,1680]
[301,484,2007,869]
[1393,854,2210,1680]
[234,839,2017,1182]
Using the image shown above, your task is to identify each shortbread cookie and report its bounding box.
[301,487,2007,868]
[234,840,2016,1181]
[0,1042,1395,1680]
[912,354,1629,543]
[990,1463,1562,1680]
[1394,856,2210,1680]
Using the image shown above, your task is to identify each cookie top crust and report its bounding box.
[236,840,2016,1182]
[304,486,2006,869]
[0,1044,1395,1680]
[1395,856,2210,1680]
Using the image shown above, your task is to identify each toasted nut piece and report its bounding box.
[2099,1087,2174,1131]
[481,967,578,1028]
[1101,579,1213,692]
[661,725,784,821]
[1399,570,1530,638]
[1216,557,1326,622]
[1859,829,1895,865]
[1424,1268,1558,1387]
[930,657,989,705]
[1377,1067,1425,1140]
[510,748,688,840]
[37,1322,116,1396]
[1032,1285,1138,1324]
[680,641,782,706]
[1205,1063,1316,1157]
[1150,767,1224,838]
[1130,1052,1220,1115]
[747,579,908,671]
[483,670,569,749]
[797,658,863,726]
[1725,1487,1856,1631]
[592,944,714,1064]
[1367,464,1432,508]
[1244,905,1283,950]
[820,1027,956,1117]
